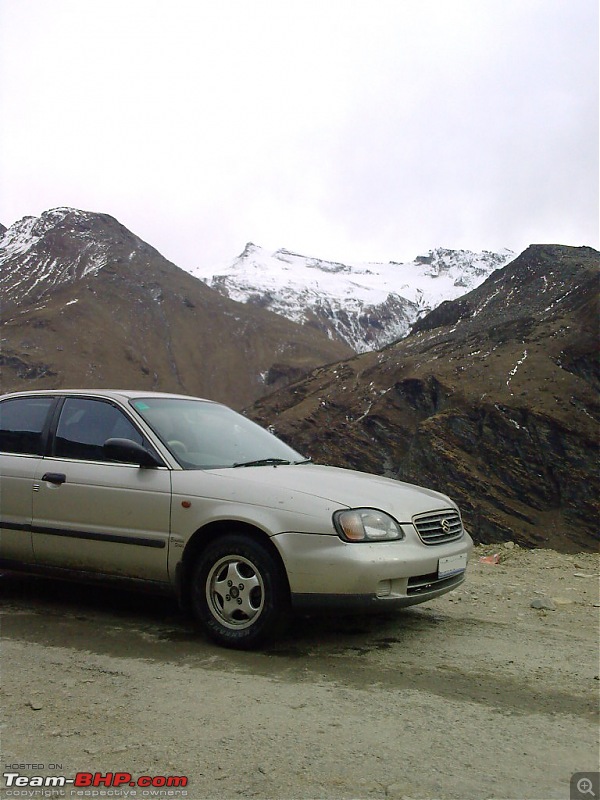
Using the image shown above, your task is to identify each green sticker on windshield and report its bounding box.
[133,401,150,410]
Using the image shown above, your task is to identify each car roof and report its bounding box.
[0,389,218,404]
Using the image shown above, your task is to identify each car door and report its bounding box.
[31,396,172,583]
[0,395,57,565]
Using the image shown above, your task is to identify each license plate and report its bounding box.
[438,553,468,578]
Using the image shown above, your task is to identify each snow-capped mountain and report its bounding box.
[0,208,351,407]
[1,205,513,357]
[190,243,515,352]
[0,207,153,310]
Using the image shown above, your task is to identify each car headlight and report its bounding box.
[333,508,404,542]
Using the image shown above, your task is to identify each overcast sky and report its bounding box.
[0,0,597,270]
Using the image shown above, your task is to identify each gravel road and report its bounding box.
[1,544,598,800]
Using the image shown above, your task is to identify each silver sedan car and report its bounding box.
[0,389,472,648]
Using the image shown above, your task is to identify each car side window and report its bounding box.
[0,396,55,455]
[54,398,145,462]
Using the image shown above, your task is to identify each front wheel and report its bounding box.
[190,534,290,649]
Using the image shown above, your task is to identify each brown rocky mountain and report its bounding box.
[249,244,599,552]
[0,208,352,408]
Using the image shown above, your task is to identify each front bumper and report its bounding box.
[272,528,473,610]
[291,571,467,612]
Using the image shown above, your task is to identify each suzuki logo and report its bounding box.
[441,518,452,533]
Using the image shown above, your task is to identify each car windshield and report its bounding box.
[129,397,307,470]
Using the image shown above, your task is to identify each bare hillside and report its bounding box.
[249,245,600,551]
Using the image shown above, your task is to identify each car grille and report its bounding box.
[412,509,463,545]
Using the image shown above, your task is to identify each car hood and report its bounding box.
[205,463,456,521]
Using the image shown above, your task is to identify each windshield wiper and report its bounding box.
[233,458,292,468]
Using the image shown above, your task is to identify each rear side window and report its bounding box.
[54,397,145,461]
[0,396,55,455]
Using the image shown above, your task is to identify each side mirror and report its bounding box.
[103,438,163,468]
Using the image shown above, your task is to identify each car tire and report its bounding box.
[191,533,290,649]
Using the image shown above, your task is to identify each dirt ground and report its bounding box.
[1,543,598,800]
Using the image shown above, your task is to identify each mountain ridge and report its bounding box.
[190,242,515,352]
[0,208,352,407]
[248,244,600,552]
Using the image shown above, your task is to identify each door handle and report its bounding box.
[42,472,67,485]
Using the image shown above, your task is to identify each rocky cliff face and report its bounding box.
[0,209,352,408]
[249,245,599,552]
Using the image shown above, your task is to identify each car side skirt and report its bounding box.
[0,559,173,593]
